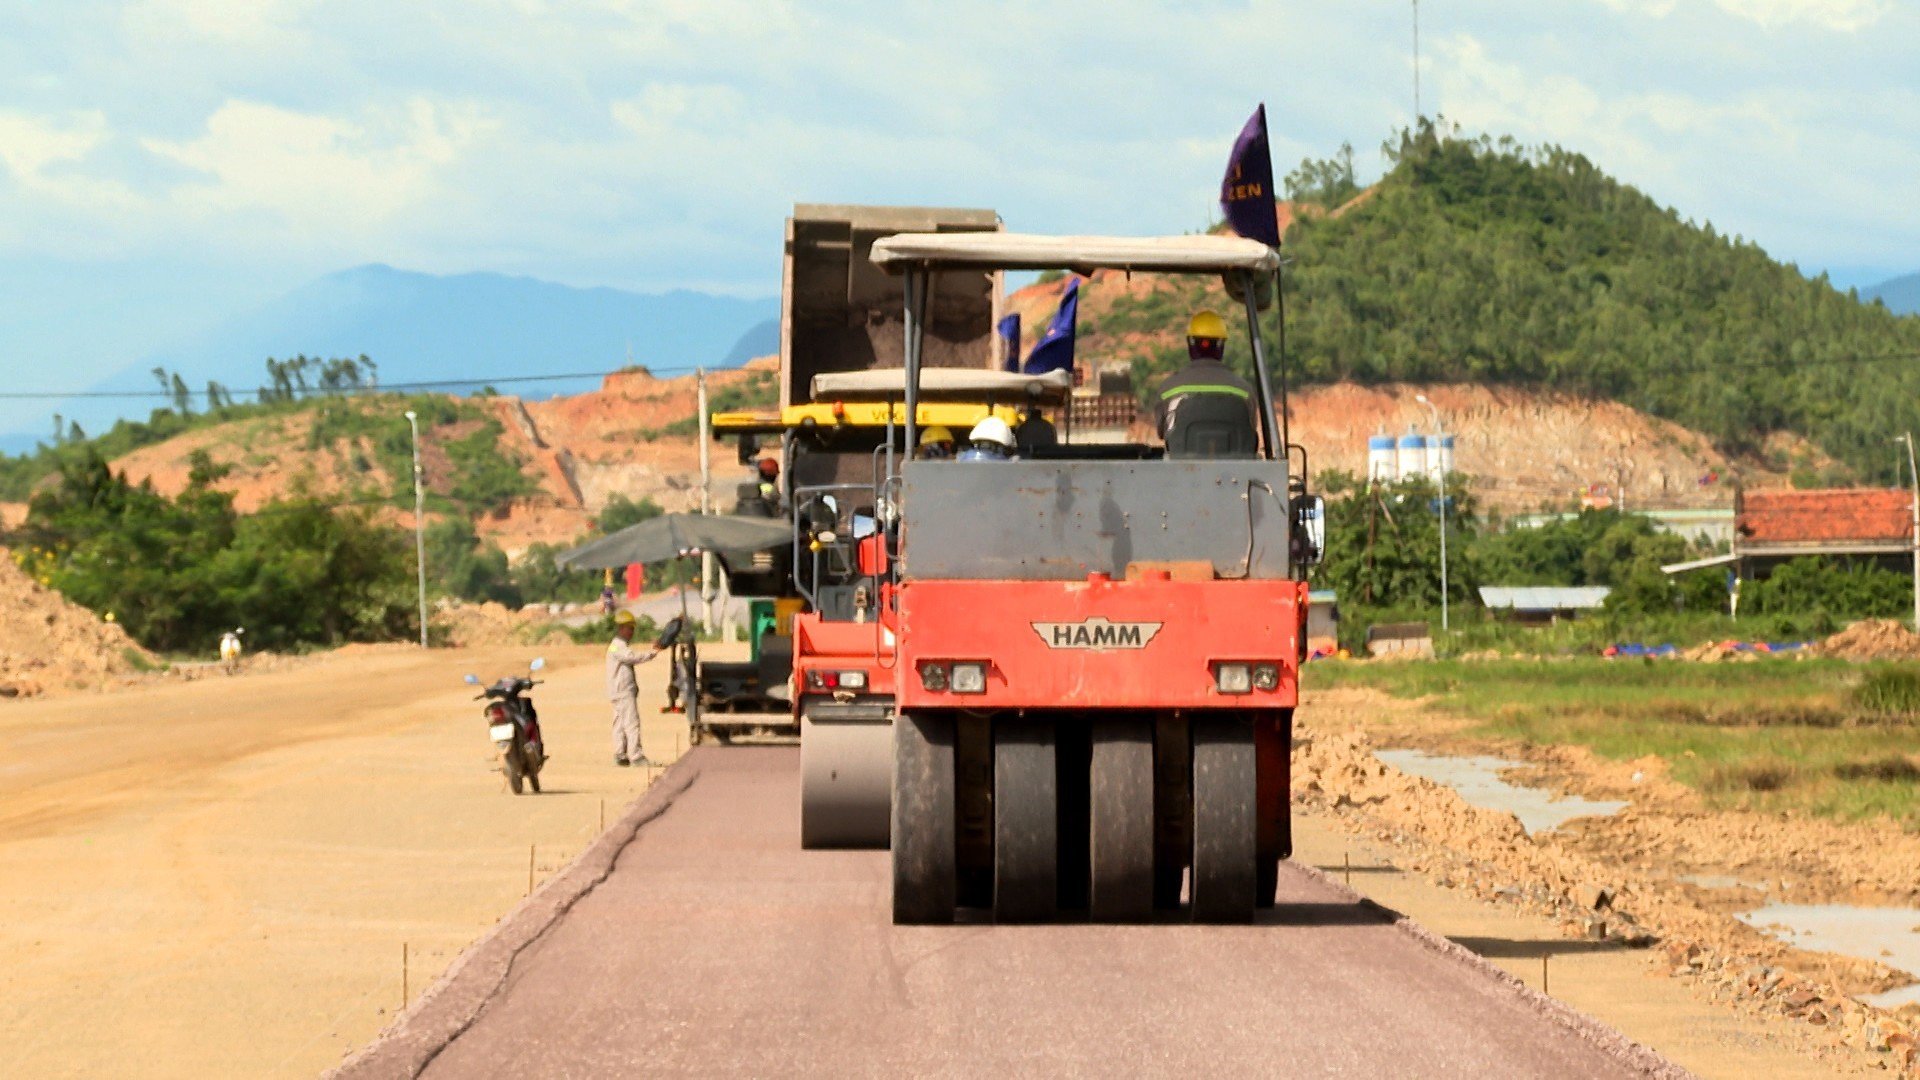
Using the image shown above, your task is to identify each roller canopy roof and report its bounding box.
[868,232,1281,275]
[809,368,1073,405]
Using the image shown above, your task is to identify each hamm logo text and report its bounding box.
[1032,617,1164,651]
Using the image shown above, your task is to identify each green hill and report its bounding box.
[1093,123,1920,483]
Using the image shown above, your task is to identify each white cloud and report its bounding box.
[123,0,322,46]
[1713,0,1889,32]
[139,99,494,240]
[1594,0,1680,17]
[0,109,109,181]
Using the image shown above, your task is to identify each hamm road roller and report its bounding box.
[868,231,1320,923]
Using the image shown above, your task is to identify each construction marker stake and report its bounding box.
[1343,851,1351,887]
[527,844,535,896]
[402,942,409,1009]
[1542,952,1550,995]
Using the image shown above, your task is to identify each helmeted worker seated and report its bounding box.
[956,416,1016,461]
[733,457,782,516]
[1153,309,1259,458]
[1013,405,1058,454]
[916,425,957,460]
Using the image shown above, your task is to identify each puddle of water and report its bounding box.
[1677,873,1770,891]
[1373,749,1628,836]
[1737,903,1920,1008]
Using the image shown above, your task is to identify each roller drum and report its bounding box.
[800,712,894,849]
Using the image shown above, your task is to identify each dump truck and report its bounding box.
[858,231,1321,923]
[706,205,1022,843]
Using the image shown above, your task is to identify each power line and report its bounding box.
[0,365,710,401]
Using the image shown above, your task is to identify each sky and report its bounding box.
[1,0,1916,407]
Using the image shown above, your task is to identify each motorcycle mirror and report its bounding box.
[463,673,480,684]
[529,657,546,672]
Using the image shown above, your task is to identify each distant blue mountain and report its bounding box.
[722,317,780,367]
[109,264,778,398]
[1863,272,1920,316]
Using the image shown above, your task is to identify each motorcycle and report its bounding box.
[464,658,547,795]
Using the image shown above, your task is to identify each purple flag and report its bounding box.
[998,313,1022,372]
[1220,104,1280,247]
[1022,279,1079,376]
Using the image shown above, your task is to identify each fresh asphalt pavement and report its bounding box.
[340,747,1677,1078]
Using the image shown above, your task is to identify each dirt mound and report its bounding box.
[1815,619,1920,662]
[0,548,155,697]
[430,600,571,649]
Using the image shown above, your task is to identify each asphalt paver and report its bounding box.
[345,747,1676,1077]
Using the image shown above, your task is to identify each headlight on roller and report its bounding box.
[950,662,988,694]
[1252,664,1280,692]
[1214,662,1252,695]
[920,663,949,692]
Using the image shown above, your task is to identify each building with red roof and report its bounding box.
[1662,487,1915,580]
[1735,488,1912,558]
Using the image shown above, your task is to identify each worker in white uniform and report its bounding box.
[607,610,661,767]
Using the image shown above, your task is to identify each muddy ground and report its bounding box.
[1302,684,1920,1072]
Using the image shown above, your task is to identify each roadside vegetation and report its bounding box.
[1310,658,1920,828]
[8,447,415,652]
[1316,471,1909,656]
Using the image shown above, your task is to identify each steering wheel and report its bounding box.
[655,616,686,650]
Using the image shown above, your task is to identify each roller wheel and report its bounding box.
[1191,716,1257,922]
[802,712,894,850]
[1153,717,1192,910]
[892,712,956,924]
[1089,718,1155,921]
[993,720,1057,922]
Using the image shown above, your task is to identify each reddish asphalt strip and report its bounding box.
[335,748,1684,1078]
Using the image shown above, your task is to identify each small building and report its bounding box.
[1306,589,1338,654]
[1662,487,1912,580]
[1478,586,1611,625]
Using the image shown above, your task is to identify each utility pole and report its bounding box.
[1412,0,1422,120]
[1416,394,1448,631]
[697,368,715,633]
[404,410,428,648]
[1900,433,1919,630]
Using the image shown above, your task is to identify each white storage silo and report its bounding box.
[1367,434,1396,484]
[1430,433,1455,481]
[1396,430,1425,481]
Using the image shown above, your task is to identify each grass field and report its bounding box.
[1307,658,1920,827]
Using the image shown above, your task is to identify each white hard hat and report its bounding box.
[968,416,1015,450]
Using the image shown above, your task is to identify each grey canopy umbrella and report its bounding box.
[554,513,793,571]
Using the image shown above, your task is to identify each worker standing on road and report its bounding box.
[607,610,661,767]
[1154,310,1259,458]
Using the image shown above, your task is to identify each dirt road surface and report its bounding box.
[342,748,1678,1078]
[0,641,687,1078]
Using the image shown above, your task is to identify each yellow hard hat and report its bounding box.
[923,425,955,445]
[1188,310,1228,340]
[613,610,636,627]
